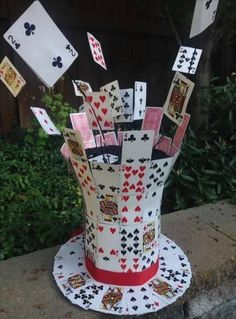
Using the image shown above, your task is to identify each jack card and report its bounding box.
[30,107,61,135]
[72,80,92,97]
[172,46,202,74]
[134,81,147,120]
[4,1,78,87]
[0,56,25,97]
[163,72,194,126]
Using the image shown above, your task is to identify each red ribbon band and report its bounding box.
[85,256,159,286]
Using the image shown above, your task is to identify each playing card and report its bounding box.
[119,256,142,273]
[125,285,164,314]
[97,223,120,270]
[84,92,114,130]
[72,80,92,97]
[98,194,119,223]
[30,107,61,135]
[119,225,142,258]
[120,164,149,195]
[172,113,190,148]
[60,143,70,160]
[190,0,219,38]
[115,88,134,123]
[148,277,184,303]
[143,220,157,253]
[85,216,97,262]
[100,80,123,116]
[142,187,163,221]
[163,72,194,125]
[155,136,172,155]
[121,130,154,164]
[70,112,95,149]
[99,287,128,314]
[169,144,179,157]
[172,46,202,74]
[158,264,191,291]
[141,107,163,136]
[0,56,26,97]
[59,272,91,298]
[87,32,107,70]
[145,158,173,193]
[4,1,78,87]
[89,154,119,164]
[134,81,147,120]
[117,131,123,145]
[118,194,144,225]
[91,162,121,196]
[63,128,87,161]
[104,132,118,146]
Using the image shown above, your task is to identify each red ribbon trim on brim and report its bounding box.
[85,256,159,286]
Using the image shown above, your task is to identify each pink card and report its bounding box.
[95,134,104,147]
[70,113,95,148]
[87,32,107,70]
[169,144,179,157]
[117,131,123,145]
[141,107,163,136]
[155,136,172,154]
[60,143,70,160]
[104,132,118,146]
[172,113,190,148]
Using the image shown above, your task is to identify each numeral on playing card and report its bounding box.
[66,44,77,57]
[7,35,20,49]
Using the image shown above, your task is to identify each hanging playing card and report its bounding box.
[4,1,78,87]
[172,113,190,148]
[72,80,92,97]
[87,32,107,70]
[121,130,154,164]
[163,72,194,125]
[84,92,114,131]
[115,88,134,123]
[172,46,202,74]
[70,112,95,149]
[30,107,61,135]
[190,0,219,38]
[0,56,26,97]
[100,80,123,116]
[134,81,147,120]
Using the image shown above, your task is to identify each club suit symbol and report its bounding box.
[52,56,63,68]
[24,22,36,36]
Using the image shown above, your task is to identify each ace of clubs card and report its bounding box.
[0,56,26,97]
[3,1,78,87]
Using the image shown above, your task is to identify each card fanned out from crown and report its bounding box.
[3,1,78,87]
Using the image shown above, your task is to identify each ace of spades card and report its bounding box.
[172,46,202,74]
[115,88,134,123]
[134,82,147,120]
[30,107,61,135]
[84,92,114,131]
[3,1,78,87]
[100,80,123,116]
[87,32,107,70]
[121,130,154,164]
[163,72,194,126]
[0,56,26,97]
[190,0,219,38]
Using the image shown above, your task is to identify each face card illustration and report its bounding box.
[87,32,107,70]
[126,286,164,314]
[163,72,194,125]
[155,136,172,155]
[70,112,95,149]
[84,92,114,131]
[121,130,154,164]
[72,80,92,97]
[99,287,127,314]
[119,225,142,258]
[172,46,202,74]
[4,1,78,87]
[172,113,190,148]
[99,195,119,223]
[0,56,26,97]
[63,128,87,161]
[148,277,183,303]
[143,221,157,253]
[141,107,163,136]
[190,0,219,38]
[91,162,121,196]
[100,80,123,116]
[134,82,147,120]
[115,88,134,123]
[30,107,61,135]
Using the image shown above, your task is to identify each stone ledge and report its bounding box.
[0,200,235,319]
